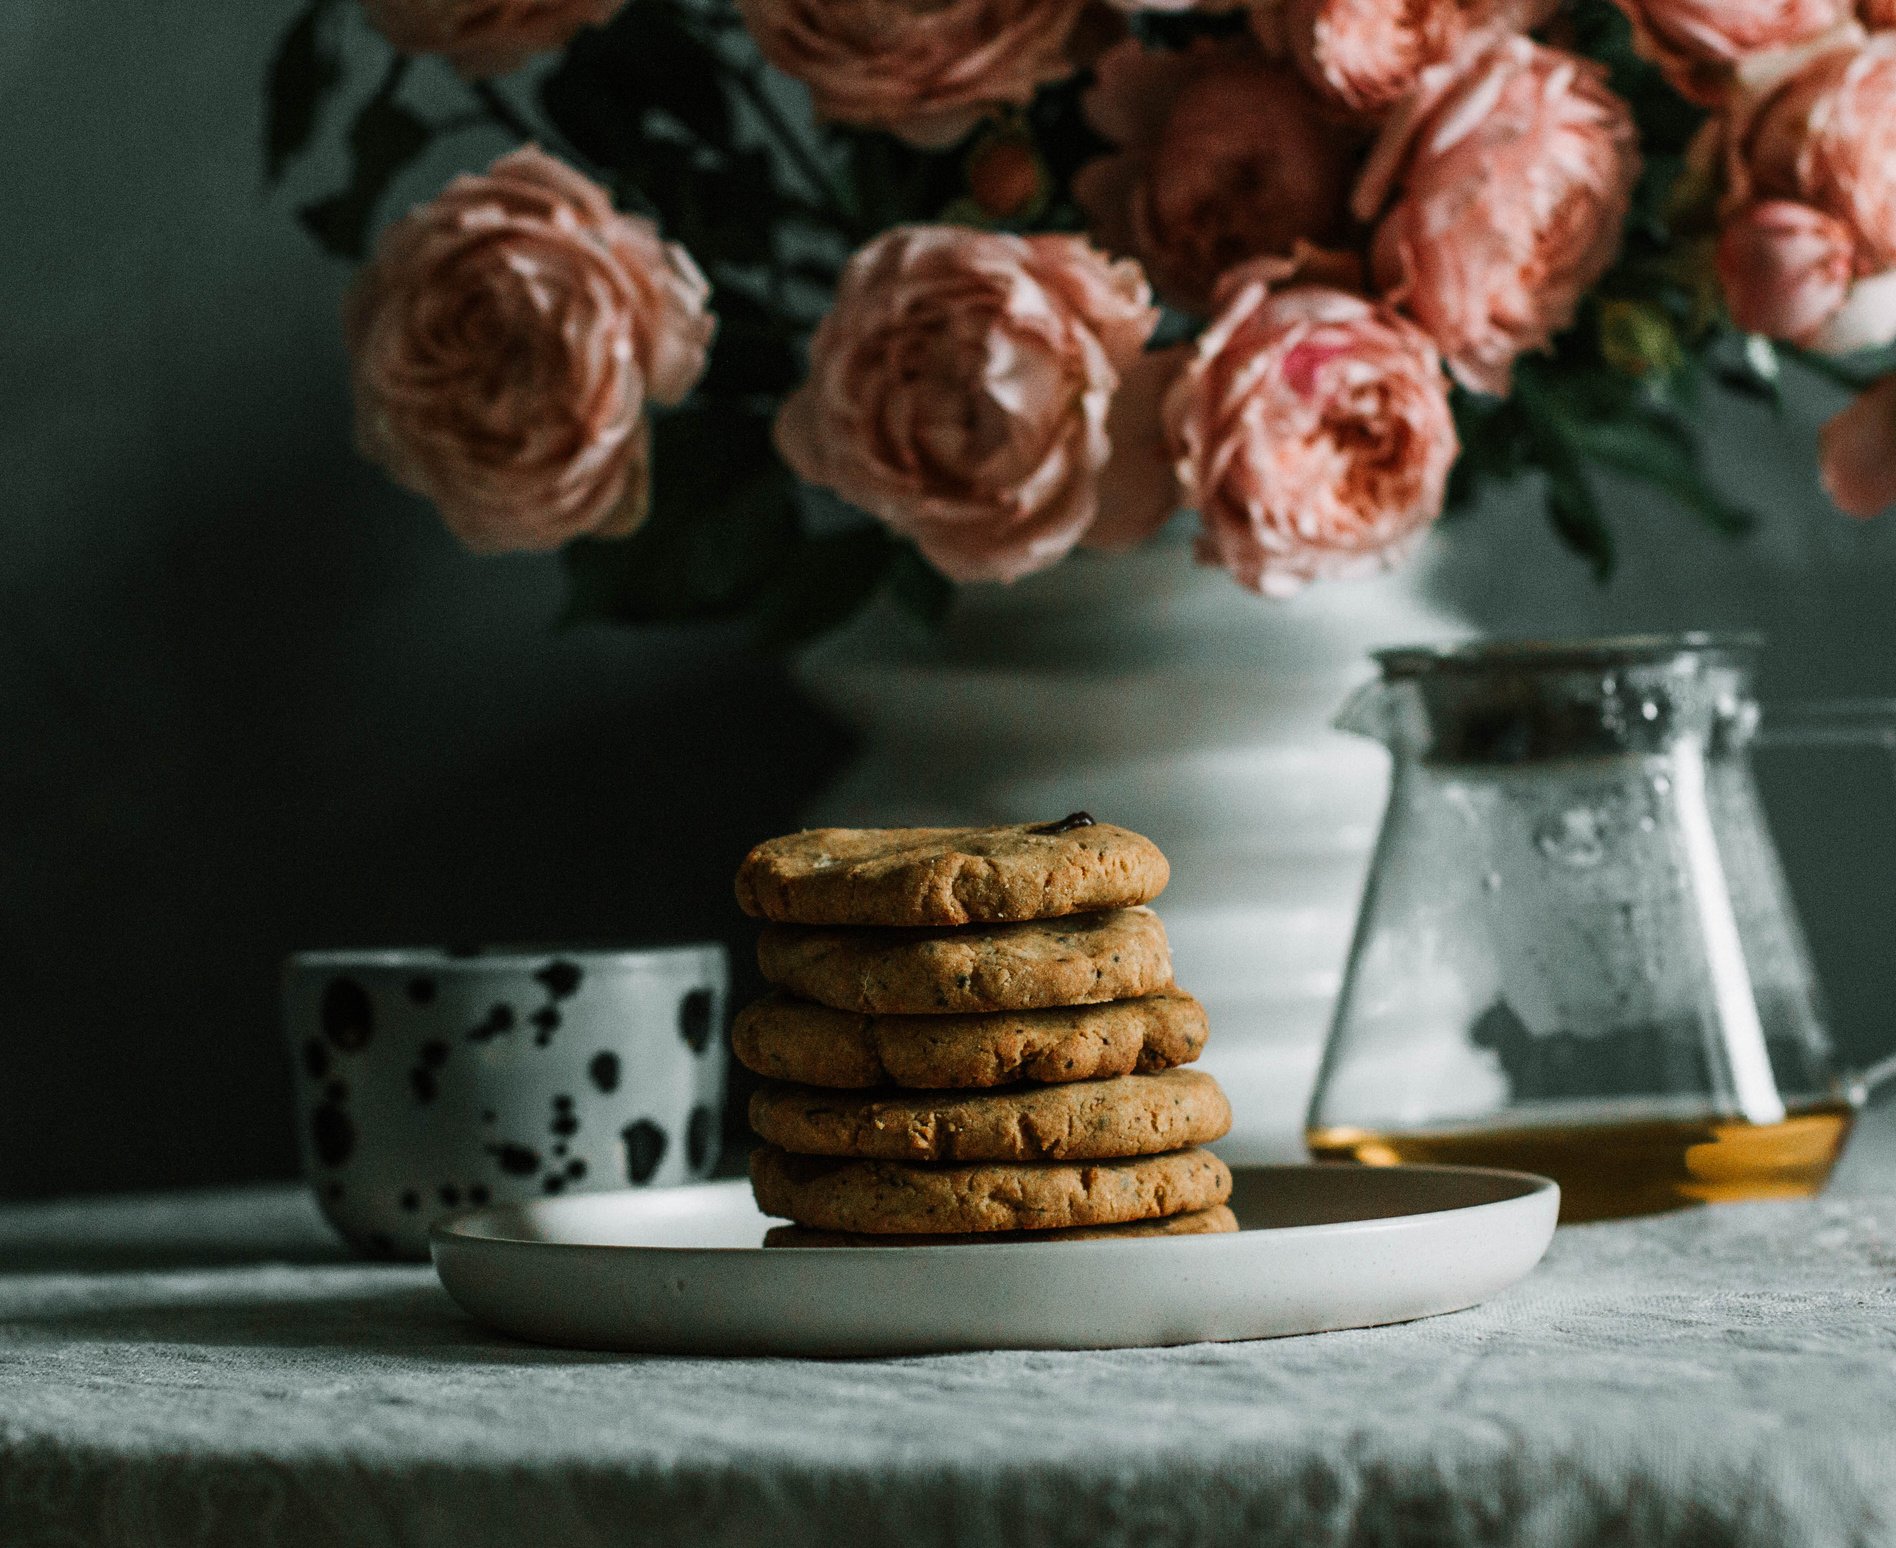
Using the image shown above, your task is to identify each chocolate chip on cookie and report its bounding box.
[734,820,1169,928]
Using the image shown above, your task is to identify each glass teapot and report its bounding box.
[1306,634,1889,1222]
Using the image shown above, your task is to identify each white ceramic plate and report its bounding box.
[431,1164,1558,1356]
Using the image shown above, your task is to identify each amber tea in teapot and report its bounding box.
[1306,635,1860,1222]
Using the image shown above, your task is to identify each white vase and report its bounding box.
[793,529,1468,1161]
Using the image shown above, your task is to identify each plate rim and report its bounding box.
[430,1161,1561,1259]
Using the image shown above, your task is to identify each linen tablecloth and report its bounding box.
[3,1104,1893,1548]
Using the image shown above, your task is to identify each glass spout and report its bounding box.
[1333,680,1393,743]
[1331,677,1426,748]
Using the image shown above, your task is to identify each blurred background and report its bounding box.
[6,0,1895,1200]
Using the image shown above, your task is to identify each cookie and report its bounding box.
[731,989,1208,1089]
[734,816,1169,928]
[756,907,1172,1015]
[762,1204,1238,1247]
[749,1145,1232,1235]
[750,1069,1232,1163]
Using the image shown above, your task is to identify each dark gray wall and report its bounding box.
[0,1,842,1198]
[3,1,1892,1200]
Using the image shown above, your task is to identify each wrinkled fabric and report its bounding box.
[2,1104,1893,1548]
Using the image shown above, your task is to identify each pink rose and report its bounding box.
[1072,38,1357,312]
[1732,35,1896,272]
[1356,32,1641,395]
[737,0,1087,148]
[359,0,625,76]
[346,147,715,554]
[1612,0,1850,102]
[1722,34,1896,348]
[1167,255,1459,598]
[1278,0,1474,118]
[1820,373,1896,517]
[774,227,1165,583]
[1717,199,1855,342]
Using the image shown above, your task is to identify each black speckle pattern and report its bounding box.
[622,1120,668,1185]
[320,978,374,1052]
[324,1080,349,1104]
[565,1158,588,1180]
[678,989,714,1054]
[481,1109,497,1125]
[311,1103,355,1168]
[488,1143,540,1176]
[468,1184,491,1205]
[438,1184,462,1207]
[400,1190,420,1212]
[367,1232,396,1257]
[551,1111,579,1138]
[543,1175,566,1195]
[326,1182,345,1202]
[466,1003,516,1043]
[409,1068,438,1104]
[406,976,437,1005]
[419,1040,450,1068]
[301,1040,330,1080]
[552,1142,569,1159]
[687,1104,717,1173]
[587,1051,621,1094]
[535,959,583,1000]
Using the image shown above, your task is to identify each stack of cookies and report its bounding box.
[732,815,1236,1246]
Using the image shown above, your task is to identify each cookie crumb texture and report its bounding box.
[756,908,1173,1015]
[762,1204,1238,1247]
[734,822,1170,928]
[730,990,1210,1089]
[749,1146,1233,1234]
[750,1069,1232,1163]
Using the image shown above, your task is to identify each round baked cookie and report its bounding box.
[755,908,1172,1016]
[731,990,1210,1089]
[748,1145,1232,1235]
[750,1069,1232,1163]
[762,1204,1238,1247]
[734,817,1169,928]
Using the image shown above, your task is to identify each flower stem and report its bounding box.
[471,79,537,144]
[722,64,861,235]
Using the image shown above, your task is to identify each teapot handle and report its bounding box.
[1753,699,1896,1101]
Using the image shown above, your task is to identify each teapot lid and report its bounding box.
[1374,632,1762,678]
[1352,633,1763,763]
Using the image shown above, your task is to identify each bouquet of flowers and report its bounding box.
[269,0,1896,641]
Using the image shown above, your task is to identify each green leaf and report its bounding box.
[1442,390,1528,516]
[540,0,732,161]
[1564,416,1758,536]
[264,0,344,183]
[559,403,799,628]
[697,288,805,398]
[1544,462,1617,583]
[298,79,429,260]
[751,527,896,648]
[1513,374,1616,581]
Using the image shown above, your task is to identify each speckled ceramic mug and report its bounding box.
[284,945,728,1259]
